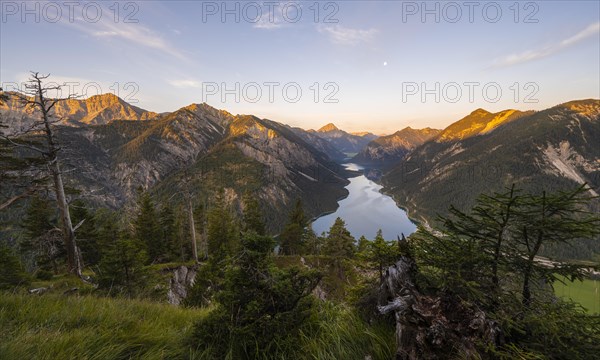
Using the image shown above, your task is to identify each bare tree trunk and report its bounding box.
[49,159,80,274]
[24,73,81,276]
[188,198,198,263]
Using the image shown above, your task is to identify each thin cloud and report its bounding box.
[168,79,201,88]
[493,22,600,68]
[89,22,187,60]
[318,25,378,46]
[254,19,284,30]
[252,2,288,30]
[58,5,188,61]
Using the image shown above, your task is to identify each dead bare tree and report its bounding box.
[182,167,199,263]
[1,72,82,275]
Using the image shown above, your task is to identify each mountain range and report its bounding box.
[2,93,599,242]
[1,94,350,233]
[0,93,158,133]
[353,127,442,166]
[383,100,600,229]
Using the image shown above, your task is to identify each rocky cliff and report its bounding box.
[3,93,349,233]
[0,93,158,134]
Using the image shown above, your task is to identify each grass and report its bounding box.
[0,292,209,360]
[187,301,396,360]
[0,290,395,360]
[299,302,395,360]
[1,257,395,359]
[554,278,600,314]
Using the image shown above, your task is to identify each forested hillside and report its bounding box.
[1,93,350,234]
[383,100,600,259]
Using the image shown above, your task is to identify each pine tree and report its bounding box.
[22,195,54,240]
[365,229,399,283]
[322,217,355,283]
[20,195,63,272]
[159,204,178,261]
[289,199,307,227]
[414,184,600,309]
[194,202,207,260]
[207,188,238,260]
[134,190,163,264]
[0,244,29,289]
[410,185,600,358]
[70,199,100,266]
[303,225,323,255]
[323,217,355,259]
[94,208,120,252]
[280,199,307,255]
[98,230,147,296]
[440,185,520,296]
[192,232,321,357]
[357,235,370,254]
[242,192,266,235]
[513,185,600,307]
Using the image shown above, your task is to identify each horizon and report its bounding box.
[4,86,598,136]
[7,88,600,137]
[1,1,599,133]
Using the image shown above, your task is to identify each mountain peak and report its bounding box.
[318,123,340,132]
[436,108,530,142]
[470,108,491,116]
[84,92,124,106]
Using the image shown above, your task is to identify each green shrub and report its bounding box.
[191,233,321,359]
[0,244,29,289]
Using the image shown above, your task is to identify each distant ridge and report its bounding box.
[0,92,158,133]
[312,123,378,153]
[353,126,441,166]
[383,99,600,233]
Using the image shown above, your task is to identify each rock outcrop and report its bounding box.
[167,265,198,305]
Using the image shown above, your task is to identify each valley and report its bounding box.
[2,85,599,360]
[311,163,417,240]
[2,3,600,358]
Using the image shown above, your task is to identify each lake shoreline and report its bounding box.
[310,163,417,239]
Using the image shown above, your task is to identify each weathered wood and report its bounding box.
[188,198,198,263]
[379,252,502,359]
[11,73,82,276]
[28,287,48,295]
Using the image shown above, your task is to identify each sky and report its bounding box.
[1,0,599,134]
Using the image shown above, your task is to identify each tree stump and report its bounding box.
[378,255,502,359]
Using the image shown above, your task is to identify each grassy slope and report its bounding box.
[0,293,209,360]
[0,292,395,360]
[555,278,600,314]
